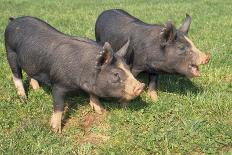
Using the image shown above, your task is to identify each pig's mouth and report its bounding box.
[189,64,200,77]
[122,90,139,100]
[121,83,145,100]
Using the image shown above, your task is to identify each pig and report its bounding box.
[95,9,211,101]
[4,16,145,133]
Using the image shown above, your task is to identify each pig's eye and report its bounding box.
[177,44,185,50]
[112,72,120,82]
[176,45,186,55]
[114,72,119,77]
[177,49,186,55]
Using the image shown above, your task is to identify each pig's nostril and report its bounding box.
[140,83,145,90]
[205,57,210,64]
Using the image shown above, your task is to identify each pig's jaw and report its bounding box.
[121,91,136,100]
[187,53,210,78]
[150,61,201,78]
[117,62,145,101]
[184,36,211,77]
[189,64,200,77]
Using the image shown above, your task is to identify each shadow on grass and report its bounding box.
[23,80,147,127]
[62,92,148,128]
[23,72,202,128]
[159,74,203,95]
[137,73,203,96]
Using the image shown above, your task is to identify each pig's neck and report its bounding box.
[78,68,99,95]
[147,49,173,73]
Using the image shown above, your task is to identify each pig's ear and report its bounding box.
[160,20,176,48]
[178,14,191,35]
[115,39,130,57]
[95,42,114,69]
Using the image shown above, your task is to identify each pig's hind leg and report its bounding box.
[50,85,67,133]
[6,46,26,99]
[89,94,106,114]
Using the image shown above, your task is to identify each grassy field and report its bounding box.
[0,0,232,154]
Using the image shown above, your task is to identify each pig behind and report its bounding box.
[95,9,211,101]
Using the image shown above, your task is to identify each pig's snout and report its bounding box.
[202,52,211,64]
[133,83,145,96]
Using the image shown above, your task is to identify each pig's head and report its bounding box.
[93,40,145,101]
[159,14,211,78]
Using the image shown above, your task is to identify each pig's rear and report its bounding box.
[6,17,70,82]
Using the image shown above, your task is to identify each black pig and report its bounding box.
[95,9,211,101]
[5,16,145,133]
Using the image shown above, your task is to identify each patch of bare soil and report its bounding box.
[78,112,109,145]
[63,106,109,145]
[221,145,231,153]
[224,75,232,83]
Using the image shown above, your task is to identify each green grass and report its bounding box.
[0,0,232,154]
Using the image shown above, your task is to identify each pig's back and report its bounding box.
[96,9,136,40]
[5,17,101,88]
[5,17,65,78]
[48,37,101,88]
[5,16,64,49]
[5,16,66,68]
[96,9,155,35]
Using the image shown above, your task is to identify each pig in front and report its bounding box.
[4,16,144,133]
[95,9,211,101]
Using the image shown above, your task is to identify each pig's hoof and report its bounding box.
[89,95,106,114]
[18,91,27,102]
[30,78,40,90]
[20,96,27,103]
[17,88,26,97]
[50,118,62,133]
[147,90,158,102]
[90,103,106,114]
[94,106,106,115]
[50,112,62,133]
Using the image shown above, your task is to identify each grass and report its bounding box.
[0,0,232,154]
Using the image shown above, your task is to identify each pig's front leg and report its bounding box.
[148,73,158,102]
[29,77,40,90]
[89,94,106,114]
[50,85,67,133]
